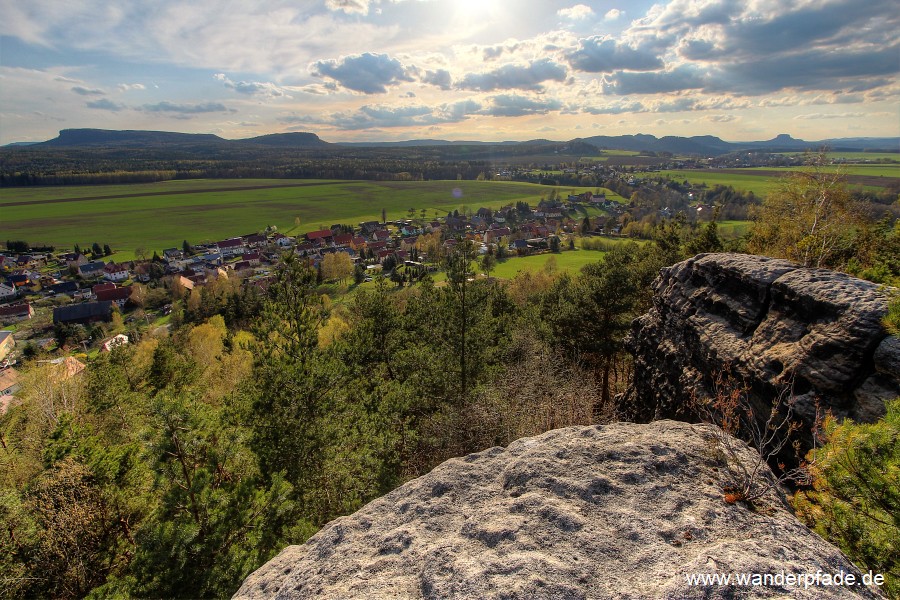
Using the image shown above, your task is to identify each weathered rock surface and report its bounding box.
[619,253,898,429]
[234,421,881,599]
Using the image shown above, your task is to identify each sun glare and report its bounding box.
[453,0,501,22]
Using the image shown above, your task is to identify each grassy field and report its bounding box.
[745,164,900,177]
[489,249,611,278]
[717,220,752,238]
[1,179,605,259]
[653,170,782,196]
[654,165,899,197]
[776,151,899,162]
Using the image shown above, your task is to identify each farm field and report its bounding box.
[652,170,781,196]
[653,165,900,196]
[1,179,603,259]
[744,164,900,178]
[776,151,899,162]
[487,249,610,279]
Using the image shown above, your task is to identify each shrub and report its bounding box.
[793,400,899,598]
[692,370,819,505]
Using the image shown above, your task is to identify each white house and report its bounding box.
[104,262,131,282]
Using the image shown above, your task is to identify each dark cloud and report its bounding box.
[709,44,900,95]
[311,53,414,94]
[483,95,563,117]
[602,65,707,95]
[718,0,895,58]
[594,0,900,100]
[141,101,234,114]
[72,86,105,96]
[421,69,452,90]
[323,99,482,130]
[458,58,567,92]
[482,42,521,61]
[566,36,663,73]
[86,99,125,111]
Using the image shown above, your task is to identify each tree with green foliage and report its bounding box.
[353,263,366,285]
[243,254,329,491]
[749,153,859,269]
[685,210,723,256]
[543,243,652,407]
[113,393,295,599]
[793,400,899,597]
[443,239,478,400]
[103,244,112,256]
[92,242,103,257]
[481,252,496,279]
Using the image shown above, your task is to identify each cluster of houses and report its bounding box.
[1,193,629,333]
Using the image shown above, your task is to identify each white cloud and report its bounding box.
[325,0,371,14]
[214,74,291,99]
[794,112,867,120]
[604,9,623,21]
[706,114,737,122]
[558,5,594,20]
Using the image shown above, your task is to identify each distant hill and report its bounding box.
[16,128,899,155]
[579,133,899,155]
[341,138,534,147]
[40,129,228,147]
[239,132,330,147]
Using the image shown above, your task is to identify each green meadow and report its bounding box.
[745,164,900,177]
[654,164,900,197]
[653,170,782,196]
[776,151,899,162]
[1,179,606,259]
[489,249,608,278]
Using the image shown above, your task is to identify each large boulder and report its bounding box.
[234,421,881,599]
[619,253,898,430]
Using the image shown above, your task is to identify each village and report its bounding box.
[0,191,627,407]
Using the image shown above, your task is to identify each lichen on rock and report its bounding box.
[234,421,881,599]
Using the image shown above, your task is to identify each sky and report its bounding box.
[1,0,898,145]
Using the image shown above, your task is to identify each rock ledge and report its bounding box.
[234,421,880,599]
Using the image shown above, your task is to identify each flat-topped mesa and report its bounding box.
[618,253,899,431]
[234,421,881,599]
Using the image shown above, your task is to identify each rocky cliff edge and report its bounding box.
[234,421,881,599]
[618,253,898,429]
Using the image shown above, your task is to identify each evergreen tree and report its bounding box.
[794,400,899,597]
[244,254,329,490]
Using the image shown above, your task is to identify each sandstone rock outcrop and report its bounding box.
[234,421,881,599]
[619,253,898,431]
